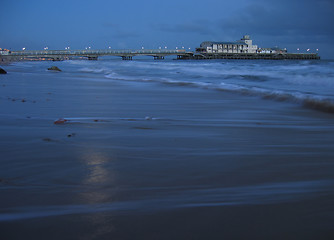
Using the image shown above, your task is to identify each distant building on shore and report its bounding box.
[196,35,287,54]
[0,48,11,55]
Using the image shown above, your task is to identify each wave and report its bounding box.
[199,82,334,113]
[79,67,110,74]
[217,83,334,113]
[70,59,334,114]
[1,180,333,221]
[104,72,334,113]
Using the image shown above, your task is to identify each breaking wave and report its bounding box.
[104,72,334,114]
[73,59,334,114]
[218,82,334,113]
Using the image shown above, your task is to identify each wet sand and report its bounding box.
[1,67,334,239]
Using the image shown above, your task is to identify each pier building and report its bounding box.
[192,35,319,60]
[197,35,288,54]
[197,35,258,54]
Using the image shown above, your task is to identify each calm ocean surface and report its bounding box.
[1,58,334,239]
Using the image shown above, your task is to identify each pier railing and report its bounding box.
[5,49,189,58]
[1,49,319,61]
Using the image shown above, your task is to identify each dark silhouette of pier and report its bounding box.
[1,49,192,61]
[1,48,320,61]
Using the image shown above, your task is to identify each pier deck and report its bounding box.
[0,49,192,61]
[1,49,320,61]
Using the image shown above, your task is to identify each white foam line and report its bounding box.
[103,73,334,107]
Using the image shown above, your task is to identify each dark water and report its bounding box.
[1,59,334,239]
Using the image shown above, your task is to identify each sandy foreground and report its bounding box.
[1,65,334,239]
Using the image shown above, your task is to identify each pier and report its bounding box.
[1,49,320,62]
[0,49,193,61]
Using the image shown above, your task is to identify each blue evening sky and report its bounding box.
[1,0,333,58]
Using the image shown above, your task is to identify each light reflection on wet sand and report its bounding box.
[79,147,118,237]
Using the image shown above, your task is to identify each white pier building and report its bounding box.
[198,35,258,54]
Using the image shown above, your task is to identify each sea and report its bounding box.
[1,57,334,239]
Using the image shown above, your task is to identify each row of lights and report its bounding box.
[297,48,319,52]
[20,46,318,52]
[22,46,192,51]
[142,46,192,50]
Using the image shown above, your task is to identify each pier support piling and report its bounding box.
[87,56,98,60]
[154,56,165,60]
[122,56,133,60]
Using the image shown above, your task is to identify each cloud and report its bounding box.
[102,22,140,39]
[155,20,214,36]
[217,1,334,40]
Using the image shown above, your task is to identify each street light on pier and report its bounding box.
[22,47,26,51]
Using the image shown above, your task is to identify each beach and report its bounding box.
[1,59,334,239]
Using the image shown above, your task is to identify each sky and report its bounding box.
[1,0,333,59]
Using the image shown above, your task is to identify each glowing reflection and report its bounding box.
[78,148,117,232]
[81,149,113,185]
[77,148,118,205]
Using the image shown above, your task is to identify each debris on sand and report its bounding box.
[0,67,7,74]
[67,133,76,138]
[48,66,62,72]
[54,118,68,124]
